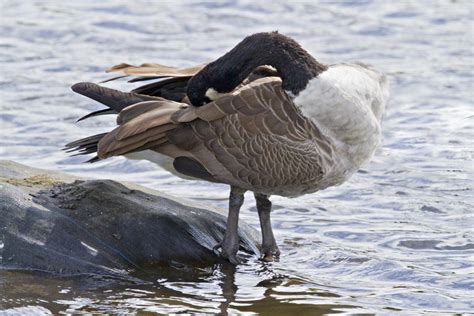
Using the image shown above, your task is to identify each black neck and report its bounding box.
[187,32,327,105]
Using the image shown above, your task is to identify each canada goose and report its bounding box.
[66,32,389,264]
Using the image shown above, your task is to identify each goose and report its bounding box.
[66,32,389,264]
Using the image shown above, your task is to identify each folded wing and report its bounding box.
[91,77,330,194]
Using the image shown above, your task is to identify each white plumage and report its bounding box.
[294,63,389,185]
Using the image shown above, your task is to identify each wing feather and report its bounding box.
[76,75,331,196]
[106,63,206,77]
[165,77,331,194]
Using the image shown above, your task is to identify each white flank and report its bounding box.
[294,63,389,178]
[124,150,196,180]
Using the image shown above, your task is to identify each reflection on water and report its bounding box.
[1,260,360,315]
[1,0,473,314]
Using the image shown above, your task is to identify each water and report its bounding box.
[1,0,473,314]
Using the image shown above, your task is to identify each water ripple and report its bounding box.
[1,0,473,314]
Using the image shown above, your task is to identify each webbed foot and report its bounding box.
[261,243,280,262]
[213,238,240,265]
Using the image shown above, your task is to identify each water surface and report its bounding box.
[1,0,473,314]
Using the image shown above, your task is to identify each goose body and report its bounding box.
[66,32,388,263]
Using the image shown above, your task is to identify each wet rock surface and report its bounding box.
[0,161,259,275]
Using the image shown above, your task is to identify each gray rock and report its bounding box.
[0,160,259,276]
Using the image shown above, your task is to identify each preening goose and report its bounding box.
[66,32,389,264]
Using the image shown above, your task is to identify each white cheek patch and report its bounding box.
[205,88,227,101]
[262,65,277,72]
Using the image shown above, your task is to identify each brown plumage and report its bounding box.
[66,32,388,264]
[93,76,332,197]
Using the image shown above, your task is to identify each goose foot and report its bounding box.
[213,238,240,265]
[261,244,280,262]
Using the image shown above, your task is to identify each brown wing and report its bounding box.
[168,77,333,195]
[97,100,185,158]
[103,63,207,102]
[102,63,278,103]
[93,77,331,196]
[106,63,206,78]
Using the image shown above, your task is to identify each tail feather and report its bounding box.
[76,108,116,122]
[86,156,100,163]
[132,77,190,101]
[128,76,163,83]
[105,62,205,77]
[71,82,159,112]
[66,62,206,163]
[98,75,129,84]
[64,132,107,162]
[64,132,107,149]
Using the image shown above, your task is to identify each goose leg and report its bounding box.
[254,193,280,260]
[214,186,246,264]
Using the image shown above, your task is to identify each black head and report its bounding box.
[186,61,238,106]
[186,32,327,106]
[186,71,213,106]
